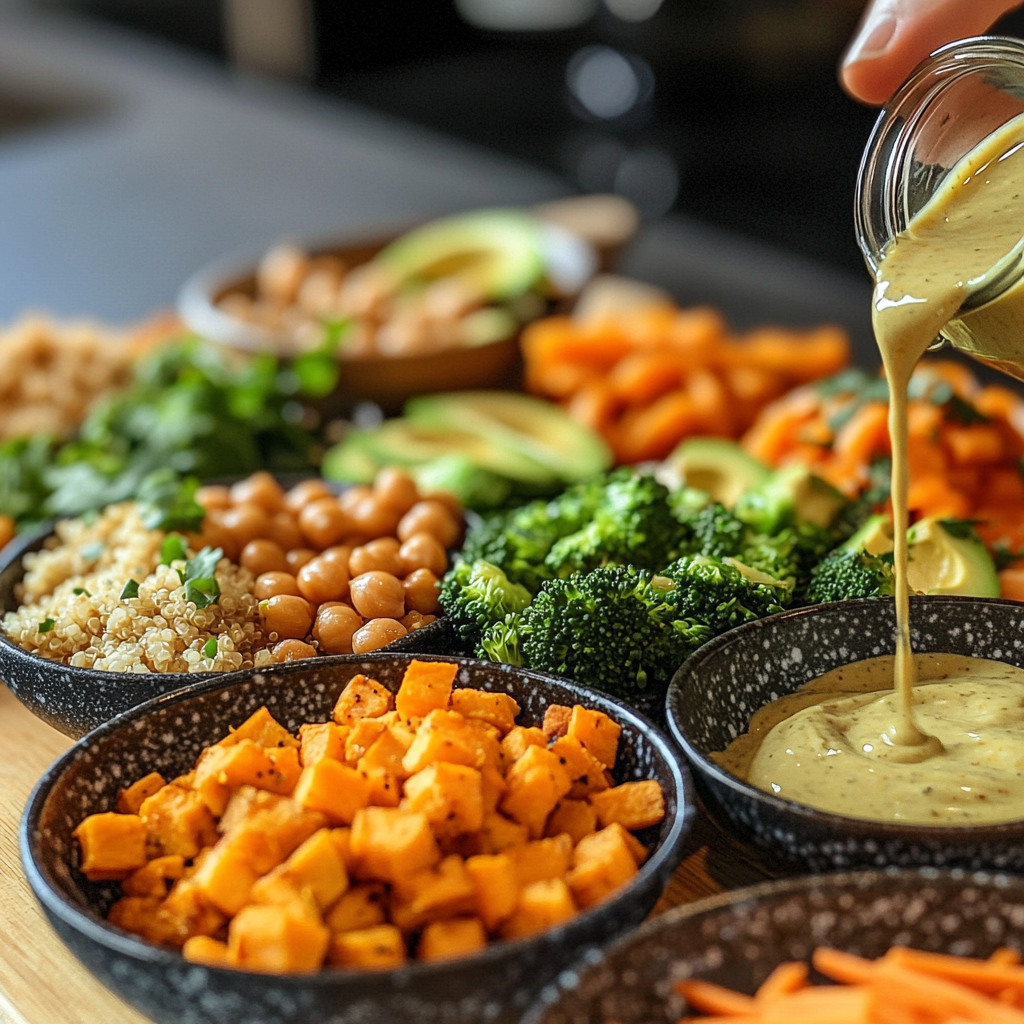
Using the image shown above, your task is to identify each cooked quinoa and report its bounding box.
[2,503,274,673]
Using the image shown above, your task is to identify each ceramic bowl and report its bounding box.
[0,525,454,738]
[666,595,1024,872]
[523,867,1024,1023]
[21,652,693,1024]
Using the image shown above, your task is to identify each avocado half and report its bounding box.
[664,438,769,508]
[906,517,1000,597]
[374,210,546,301]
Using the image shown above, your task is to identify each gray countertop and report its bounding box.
[0,8,876,363]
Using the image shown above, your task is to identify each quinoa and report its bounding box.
[2,503,274,673]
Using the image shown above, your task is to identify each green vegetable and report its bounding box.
[72,587,91,597]
[438,560,532,651]
[180,546,222,608]
[160,533,189,566]
[138,471,205,533]
[203,636,219,658]
[805,515,897,604]
[38,618,55,633]
[119,579,140,600]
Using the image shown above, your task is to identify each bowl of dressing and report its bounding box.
[666,595,1024,872]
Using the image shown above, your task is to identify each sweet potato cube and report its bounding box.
[250,828,349,910]
[463,718,503,770]
[359,764,401,807]
[465,853,519,932]
[567,706,620,768]
[229,902,329,973]
[74,812,148,881]
[266,745,302,794]
[404,762,483,836]
[228,706,299,750]
[359,726,413,780]
[567,825,638,908]
[392,855,476,929]
[345,717,388,764]
[500,745,572,839]
[292,759,373,825]
[333,674,394,725]
[192,740,286,814]
[479,812,529,853]
[331,827,352,868]
[550,736,610,800]
[219,789,326,873]
[500,726,546,764]
[607,822,648,865]
[328,924,406,970]
[542,704,572,740]
[299,722,349,767]
[589,780,665,830]
[395,659,458,720]
[122,854,186,898]
[324,882,387,933]
[107,895,162,936]
[418,918,487,962]
[116,772,166,814]
[545,799,598,846]
[402,709,481,774]
[350,807,439,882]
[191,841,261,914]
[501,878,577,940]
[480,765,505,815]
[151,878,226,947]
[507,835,573,886]
[449,689,520,735]
[182,935,232,968]
[140,784,219,859]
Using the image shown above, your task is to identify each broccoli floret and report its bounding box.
[519,565,710,695]
[478,611,527,666]
[686,502,748,560]
[660,554,788,635]
[544,472,688,576]
[438,560,533,650]
[734,464,850,537]
[805,548,896,603]
[739,521,835,602]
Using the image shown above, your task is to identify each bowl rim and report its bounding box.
[666,594,1024,839]
[21,650,695,985]
[520,864,1024,1023]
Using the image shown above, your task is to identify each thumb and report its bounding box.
[841,0,1024,106]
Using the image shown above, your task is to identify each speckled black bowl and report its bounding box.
[523,867,1024,1023]
[0,523,456,738]
[22,652,693,1024]
[667,595,1024,872]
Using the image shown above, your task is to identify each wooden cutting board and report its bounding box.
[0,683,775,1024]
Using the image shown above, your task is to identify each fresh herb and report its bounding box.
[181,546,222,608]
[202,636,219,658]
[944,395,990,426]
[37,618,55,633]
[938,518,982,540]
[120,579,140,600]
[138,470,205,533]
[993,541,1024,571]
[160,533,189,567]
[291,320,350,398]
[72,587,91,597]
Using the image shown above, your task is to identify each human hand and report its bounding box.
[841,0,1024,105]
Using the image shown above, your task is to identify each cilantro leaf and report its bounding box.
[160,533,189,566]
[138,470,205,533]
[120,579,140,600]
[938,518,982,541]
[72,587,91,597]
[181,546,222,609]
[203,636,219,658]
[38,617,55,632]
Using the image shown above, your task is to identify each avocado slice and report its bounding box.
[663,438,769,508]
[320,435,380,484]
[906,517,1000,597]
[844,513,895,556]
[374,210,545,301]
[406,391,612,484]
[735,464,849,533]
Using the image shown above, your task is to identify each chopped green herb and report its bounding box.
[120,579,140,600]
[139,470,206,533]
[79,541,104,562]
[38,617,55,633]
[181,546,222,608]
[944,394,990,426]
[993,541,1024,572]
[72,587,91,597]
[160,533,189,567]
[938,518,982,541]
[203,636,219,658]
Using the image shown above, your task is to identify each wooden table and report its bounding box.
[0,683,777,1024]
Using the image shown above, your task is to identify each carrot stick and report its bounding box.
[990,949,1023,967]
[872,961,1024,1023]
[754,960,808,1001]
[885,947,1024,994]
[674,979,759,1016]
[812,948,877,985]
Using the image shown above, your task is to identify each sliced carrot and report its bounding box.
[923,359,981,398]
[944,424,1005,466]
[999,566,1024,603]
[812,948,877,986]
[983,468,1024,505]
[872,961,1024,1023]
[885,947,1024,994]
[991,949,1023,967]
[686,370,735,437]
[976,385,1024,423]
[607,351,684,404]
[525,359,599,399]
[906,475,972,520]
[754,960,808,1002]
[615,390,701,463]
[758,985,870,1023]
[831,401,890,468]
[566,381,622,435]
[674,979,758,1016]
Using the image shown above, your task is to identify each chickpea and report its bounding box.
[298,497,352,550]
[199,510,241,562]
[271,638,318,663]
[297,549,351,604]
[397,500,461,547]
[268,511,304,552]
[284,478,334,513]
[346,494,400,540]
[401,610,437,631]
[254,571,301,600]
[398,532,448,577]
[402,568,441,614]
[230,471,285,514]
[348,571,406,619]
[314,603,364,655]
[195,485,232,511]
[285,548,317,573]
[259,594,314,640]
[349,537,402,578]
[418,488,463,518]
[351,617,407,654]
[338,485,374,515]
[373,467,419,514]
[220,502,272,547]
[240,538,289,576]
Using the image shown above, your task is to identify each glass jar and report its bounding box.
[855,35,1024,379]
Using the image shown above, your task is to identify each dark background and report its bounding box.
[26,0,1024,279]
